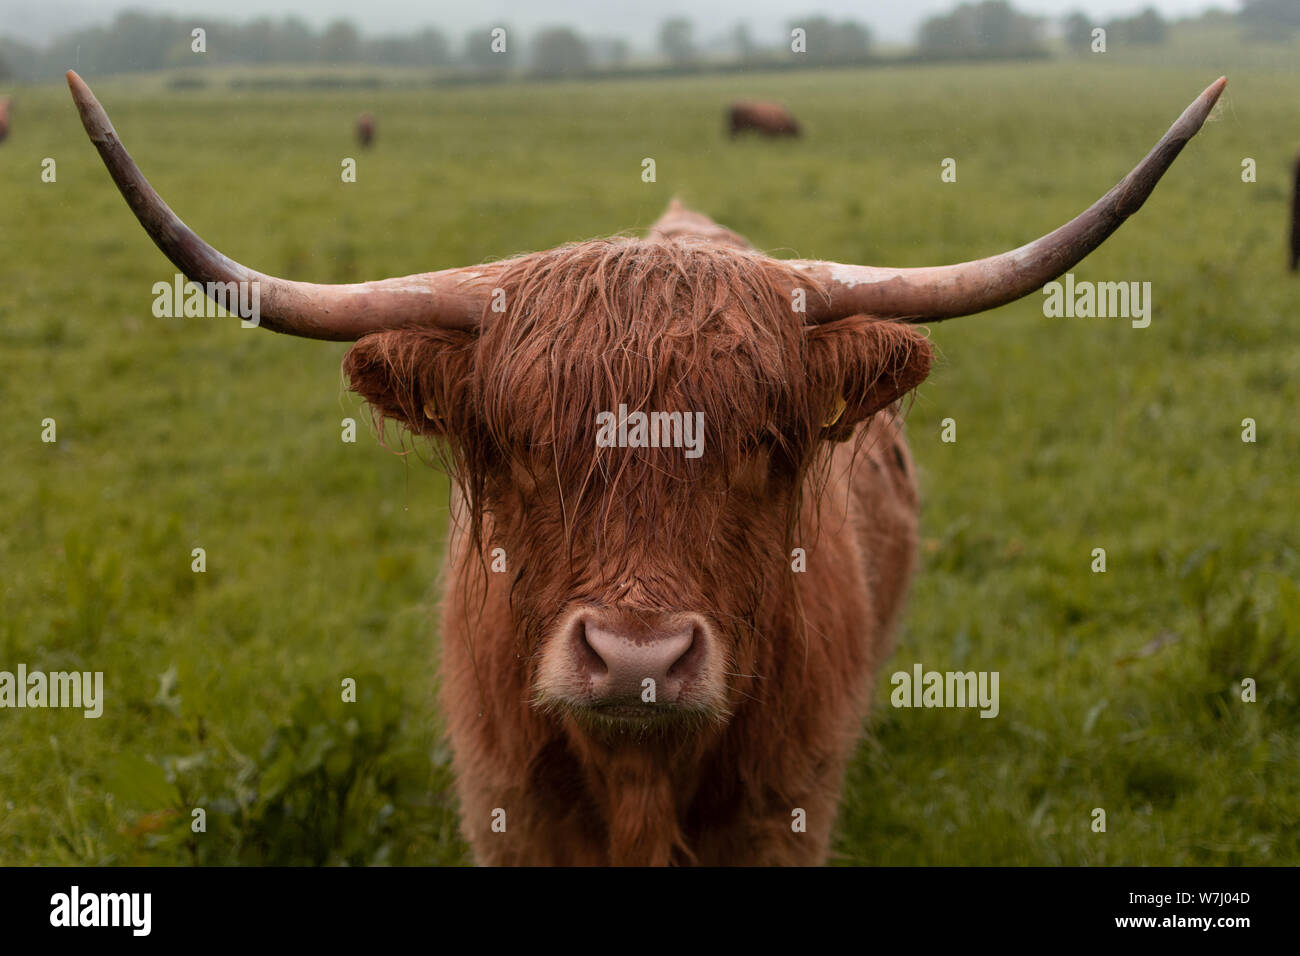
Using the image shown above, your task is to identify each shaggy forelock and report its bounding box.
[472,239,830,569]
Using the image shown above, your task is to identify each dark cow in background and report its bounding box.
[356,112,375,149]
[1290,149,1300,271]
[728,100,801,138]
[0,97,11,144]
[67,70,1224,865]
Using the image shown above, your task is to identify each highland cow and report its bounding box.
[66,70,1224,865]
[728,100,801,138]
[1291,149,1300,272]
[357,112,375,149]
[0,97,11,144]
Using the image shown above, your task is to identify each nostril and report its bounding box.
[665,626,702,679]
[574,618,608,677]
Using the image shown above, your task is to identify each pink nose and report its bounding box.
[575,613,704,704]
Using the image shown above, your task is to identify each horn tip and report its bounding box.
[66,70,88,99]
[65,69,112,141]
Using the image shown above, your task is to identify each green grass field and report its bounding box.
[2,48,1298,865]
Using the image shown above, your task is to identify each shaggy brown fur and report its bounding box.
[0,97,10,144]
[728,101,801,138]
[343,203,932,864]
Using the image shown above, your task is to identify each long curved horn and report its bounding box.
[67,71,495,339]
[793,76,1226,324]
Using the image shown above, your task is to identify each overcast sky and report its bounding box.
[0,0,1230,47]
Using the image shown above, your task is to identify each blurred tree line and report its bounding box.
[1238,0,1300,40]
[0,1,1291,86]
[916,1,1048,60]
[0,13,464,81]
[1062,6,1169,52]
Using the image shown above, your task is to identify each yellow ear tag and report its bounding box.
[823,394,847,428]
[423,397,438,420]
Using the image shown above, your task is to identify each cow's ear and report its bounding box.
[342,329,476,437]
[806,318,933,442]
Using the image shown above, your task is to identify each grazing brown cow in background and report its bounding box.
[0,97,11,144]
[728,100,801,138]
[67,70,1223,865]
[357,112,375,148]
[1290,150,1300,272]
